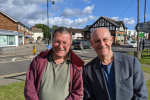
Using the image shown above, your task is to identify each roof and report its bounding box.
[31,28,42,32]
[89,16,128,29]
[0,10,18,22]
[0,10,32,31]
[82,25,91,32]
[68,27,83,33]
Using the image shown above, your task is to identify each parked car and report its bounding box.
[72,40,77,45]
[128,41,137,48]
[74,41,92,50]
[146,40,150,44]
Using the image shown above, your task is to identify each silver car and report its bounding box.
[128,41,137,48]
[74,41,92,50]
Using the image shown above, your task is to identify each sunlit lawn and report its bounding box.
[127,49,150,65]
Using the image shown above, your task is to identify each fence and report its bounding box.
[0,47,14,55]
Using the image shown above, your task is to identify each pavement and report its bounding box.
[0,43,150,86]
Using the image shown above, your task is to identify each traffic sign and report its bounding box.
[50,29,52,32]
[135,21,150,32]
[139,33,144,37]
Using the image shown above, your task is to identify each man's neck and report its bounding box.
[52,53,69,65]
[99,51,113,65]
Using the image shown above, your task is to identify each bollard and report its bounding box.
[33,45,36,55]
[147,47,149,54]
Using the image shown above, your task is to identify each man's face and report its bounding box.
[90,28,112,58]
[52,32,72,58]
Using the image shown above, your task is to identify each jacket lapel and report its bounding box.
[113,52,123,99]
[93,57,110,100]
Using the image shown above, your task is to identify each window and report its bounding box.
[22,26,23,30]
[134,32,136,36]
[0,35,15,45]
[128,31,131,36]
[18,24,20,29]
[116,28,119,32]
[25,28,26,31]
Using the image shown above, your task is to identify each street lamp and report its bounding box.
[47,0,55,45]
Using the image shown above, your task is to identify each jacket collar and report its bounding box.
[38,49,84,70]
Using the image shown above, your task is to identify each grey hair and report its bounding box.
[90,27,111,40]
[52,27,72,41]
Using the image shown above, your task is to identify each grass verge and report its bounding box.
[0,81,25,100]
[127,49,150,65]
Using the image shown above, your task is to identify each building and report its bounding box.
[82,16,128,45]
[0,10,33,47]
[127,30,149,41]
[82,25,91,41]
[68,27,83,41]
[31,26,43,43]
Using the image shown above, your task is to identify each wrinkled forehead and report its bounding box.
[91,28,111,39]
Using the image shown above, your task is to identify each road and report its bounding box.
[0,44,150,86]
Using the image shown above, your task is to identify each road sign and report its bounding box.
[139,33,144,37]
[135,21,150,32]
[50,29,52,32]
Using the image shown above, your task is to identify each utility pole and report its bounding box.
[137,0,140,51]
[47,0,49,45]
[134,0,141,59]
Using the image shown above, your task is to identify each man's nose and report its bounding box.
[57,43,64,48]
[99,40,105,46]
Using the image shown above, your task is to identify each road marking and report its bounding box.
[82,51,88,53]
[118,47,122,49]
[0,72,27,78]
[0,59,93,78]
[0,59,29,63]
[12,58,16,61]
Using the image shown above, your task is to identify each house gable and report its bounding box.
[89,17,118,32]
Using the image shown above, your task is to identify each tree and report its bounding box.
[34,24,58,39]
[35,24,49,38]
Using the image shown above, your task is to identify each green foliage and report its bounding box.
[0,81,25,100]
[141,66,150,74]
[35,24,58,38]
[146,79,150,100]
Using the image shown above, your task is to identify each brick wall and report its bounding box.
[0,13,33,45]
[0,13,18,31]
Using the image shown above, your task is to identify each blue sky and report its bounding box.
[0,0,150,30]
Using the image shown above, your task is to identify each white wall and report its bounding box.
[127,29,149,39]
[72,33,83,39]
[15,35,18,47]
[33,32,43,42]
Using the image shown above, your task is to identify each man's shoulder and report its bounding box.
[84,56,99,68]
[114,52,135,60]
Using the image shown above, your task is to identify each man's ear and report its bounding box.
[90,40,93,47]
[110,36,113,41]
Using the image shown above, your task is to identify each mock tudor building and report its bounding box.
[0,10,33,47]
[82,16,128,45]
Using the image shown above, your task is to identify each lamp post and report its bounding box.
[47,0,55,45]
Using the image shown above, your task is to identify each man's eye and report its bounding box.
[95,40,100,42]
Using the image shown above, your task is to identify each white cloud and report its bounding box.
[60,4,95,18]
[28,17,89,28]
[80,0,91,4]
[82,4,95,14]
[111,17,119,21]
[121,17,135,26]
[88,15,99,20]
[0,0,90,28]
